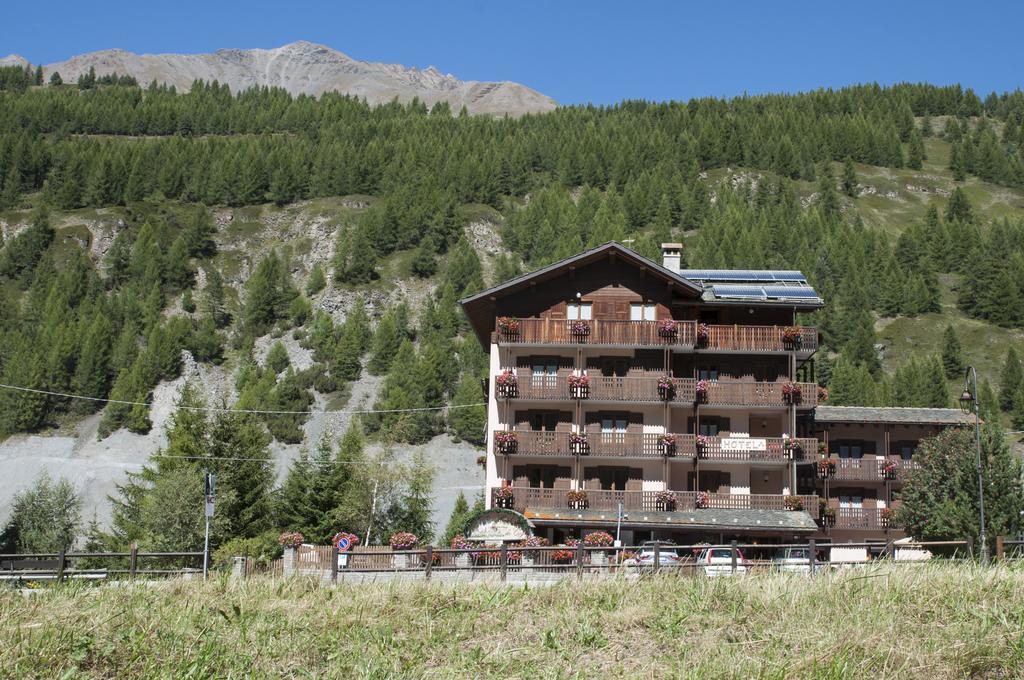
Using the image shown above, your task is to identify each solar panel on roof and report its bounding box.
[680,269,807,284]
[711,285,767,298]
[762,286,820,299]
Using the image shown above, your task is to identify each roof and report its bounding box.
[522,507,819,533]
[459,242,823,346]
[814,406,975,426]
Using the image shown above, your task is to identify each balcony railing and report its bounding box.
[495,487,819,517]
[833,507,900,531]
[819,457,920,482]
[497,375,817,408]
[492,319,818,353]
[494,430,817,462]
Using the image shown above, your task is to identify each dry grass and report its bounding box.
[3,564,1024,678]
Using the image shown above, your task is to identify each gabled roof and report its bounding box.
[814,406,975,426]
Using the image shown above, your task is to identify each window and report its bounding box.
[698,366,719,381]
[629,303,657,321]
[600,358,630,377]
[894,441,916,460]
[529,412,559,432]
[567,302,592,320]
[601,415,627,434]
[531,358,558,388]
[839,495,863,509]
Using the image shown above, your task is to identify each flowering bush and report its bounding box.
[695,490,711,509]
[781,382,802,404]
[450,534,473,550]
[784,495,804,511]
[696,323,710,346]
[817,385,829,402]
[570,320,591,336]
[497,316,520,333]
[655,489,677,509]
[658,319,678,337]
[277,531,305,549]
[331,532,360,550]
[517,536,550,559]
[567,374,590,388]
[495,370,518,388]
[389,532,418,551]
[583,531,614,547]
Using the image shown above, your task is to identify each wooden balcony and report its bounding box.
[496,486,819,518]
[833,507,900,531]
[497,375,818,408]
[492,318,818,353]
[818,457,920,482]
[495,430,817,462]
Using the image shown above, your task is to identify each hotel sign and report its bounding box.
[720,437,766,452]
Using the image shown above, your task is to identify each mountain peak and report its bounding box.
[38,42,555,116]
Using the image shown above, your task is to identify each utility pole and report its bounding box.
[365,477,379,547]
[958,367,988,563]
[203,472,216,580]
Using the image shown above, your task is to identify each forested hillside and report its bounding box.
[2,67,1024,554]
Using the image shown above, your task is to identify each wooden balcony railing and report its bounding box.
[833,507,900,531]
[495,431,817,462]
[820,457,920,482]
[496,487,819,518]
[496,375,817,408]
[492,318,818,353]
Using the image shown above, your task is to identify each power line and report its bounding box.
[0,381,485,416]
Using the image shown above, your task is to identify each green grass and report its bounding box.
[3,564,1024,678]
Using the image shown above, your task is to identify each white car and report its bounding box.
[771,546,820,573]
[694,546,747,576]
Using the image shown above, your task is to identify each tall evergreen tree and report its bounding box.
[941,325,965,379]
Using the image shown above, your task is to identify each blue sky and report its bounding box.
[2,1,1022,104]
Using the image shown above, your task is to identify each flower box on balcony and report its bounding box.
[783,438,803,460]
[695,379,710,405]
[880,461,899,480]
[696,323,710,348]
[570,320,591,340]
[817,385,829,402]
[657,375,675,401]
[658,319,678,339]
[495,370,518,398]
[568,374,590,399]
[820,504,836,527]
[566,490,589,510]
[694,490,710,509]
[817,458,836,478]
[880,507,895,527]
[496,316,520,338]
[655,489,678,511]
[569,432,590,455]
[493,486,515,509]
[695,435,712,459]
[781,326,803,350]
[782,382,802,405]
[784,495,804,511]
[660,433,677,457]
[494,431,518,455]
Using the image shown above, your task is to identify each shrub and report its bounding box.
[389,532,418,550]
[277,531,304,548]
[583,531,614,547]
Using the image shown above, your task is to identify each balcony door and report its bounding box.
[583,465,642,492]
[512,464,571,489]
[630,303,656,321]
[530,357,559,390]
[688,470,732,493]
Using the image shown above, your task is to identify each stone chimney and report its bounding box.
[661,243,683,273]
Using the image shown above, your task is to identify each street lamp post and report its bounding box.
[958,366,988,563]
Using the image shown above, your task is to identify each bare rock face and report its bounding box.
[27,41,557,117]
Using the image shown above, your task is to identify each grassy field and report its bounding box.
[3,564,1024,678]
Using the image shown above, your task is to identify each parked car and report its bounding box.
[623,541,685,570]
[771,546,820,573]
[693,546,747,576]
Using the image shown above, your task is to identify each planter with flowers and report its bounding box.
[655,489,678,511]
[278,531,305,549]
[819,502,836,527]
[657,375,676,401]
[493,485,515,509]
[782,382,802,405]
[817,458,836,478]
[451,534,474,568]
[695,434,713,459]
[781,325,803,351]
[695,379,710,405]
[495,369,518,398]
[389,531,419,569]
[566,489,589,510]
[569,432,590,455]
[476,454,487,469]
[658,319,678,339]
[570,320,591,341]
[584,531,615,567]
[494,430,518,455]
[817,385,829,403]
[880,507,895,527]
[880,460,899,480]
[660,433,677,457]
[783,495,804,511]
[568,374,590,399]
[496,316,520,339]
[694,490,711,509]
[783,437,803,460]
[696,323,710,348]
[517,536,550,567]
[551,538,579,564]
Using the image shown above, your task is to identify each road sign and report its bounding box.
[336,535,351,552]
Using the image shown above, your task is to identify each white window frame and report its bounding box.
[567,302,592,320]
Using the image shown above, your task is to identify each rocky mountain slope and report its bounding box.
[11,41,557,116]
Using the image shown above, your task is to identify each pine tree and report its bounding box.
[202,268,230,328]
[265,341,290,374]
[907,129,925,170]
[209,411,274,538]
[0,471,81,553]
[1012,383,1024,430]
[441,491,471,546]
[816,163,840,218]
[945,187,974,223]
[368,308,403,375]
[950,141,967,181]
[305,264,326,296]
[449,373,486,445]
[49,71,62,86]
[841,157,859,197]
[941,325,965,379]
[999,347,1023,412]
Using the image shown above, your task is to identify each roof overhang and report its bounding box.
[522,507,819,533]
